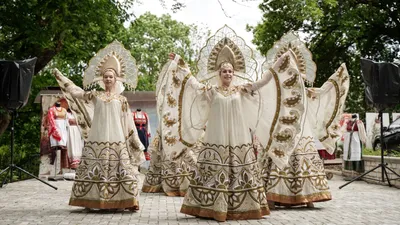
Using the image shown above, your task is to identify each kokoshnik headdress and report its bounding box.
[196,25,259,85]
[263,31,317,85]
[83,40,138,93]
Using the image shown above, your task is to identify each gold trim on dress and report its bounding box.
[215,86,240,97]
[320,78,340,142]
[167,92,177,108]
[283,69,299,89]
[164,135,177,146]
[265,68,281,151]
[163,112,177,127]
[69,198,139,209]
[142,185,163,193]
[267,191,332,205]
[278,55,290,73]
[180,205,270,222]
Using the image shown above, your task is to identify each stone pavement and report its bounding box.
[0,174,399,225]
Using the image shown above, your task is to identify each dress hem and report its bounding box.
[69,198,139,209]
[142,185,163,193]
[180,204,270,222]
[165,190,186,197]
[267,191,332,205]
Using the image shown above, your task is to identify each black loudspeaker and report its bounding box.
[361,58,400,110]
[0,58,37,110]
[0,57,56,190]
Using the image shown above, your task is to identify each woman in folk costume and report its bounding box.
[141,68,194,196]
[259,32,350,208]
[52,41,145,211]
[343,114,367,173]
[66,109,83,169]
[150,26,308,221]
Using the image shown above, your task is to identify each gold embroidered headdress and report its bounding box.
[264,31,316,85]
[196,25,259,85]
[83,40,138,93]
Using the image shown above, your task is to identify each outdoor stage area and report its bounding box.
[0,174,399,225]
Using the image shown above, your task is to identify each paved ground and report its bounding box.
[0,174,399,225]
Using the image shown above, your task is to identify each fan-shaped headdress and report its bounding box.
[196,25,258,85]
[83,40,138,94]
[264,31,316,85]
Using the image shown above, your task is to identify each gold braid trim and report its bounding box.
[320,78,340,142]
[181,204,269,222]
[265,68,281,151]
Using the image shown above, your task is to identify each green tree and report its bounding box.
[250,0,400,115]
[0,0,137,74]
[119,12,198,91]
[0,0,138,181]
[0,8,200,181]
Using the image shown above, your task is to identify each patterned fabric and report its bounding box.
[260,64,350,206]
[262,137,332,205]
[69,141,141,209]
[54,70,145,209]
[142,135,193,196]
[181,143,269,222]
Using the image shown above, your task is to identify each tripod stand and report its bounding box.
[339,110,400,189]
[0,110,57,190]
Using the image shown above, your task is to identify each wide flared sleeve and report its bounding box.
[306,64,350,154]
[179,76,212,145]
[53,69,94,140]
[246,51,307,170]
[121,98,146,166]
[156,54,211,162]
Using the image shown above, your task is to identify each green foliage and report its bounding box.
[250,0,400,116]
[119,12,197,91]
[0,0,137,74]
[0,4,200,181]
[0,0,137,180]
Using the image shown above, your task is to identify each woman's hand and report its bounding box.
[168,52,176,60]
[52,68,62,80]
[307,88,317,100]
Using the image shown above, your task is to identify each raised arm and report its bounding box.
[249,70,273,91]
[170,53,213,101]
[53,68,94,101]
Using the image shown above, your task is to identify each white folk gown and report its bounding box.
[55,73,145,209]
[262,64,350,205]
[148,52,307,221]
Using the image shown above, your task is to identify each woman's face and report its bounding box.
[103,70,116,90]
[219,64,234,86]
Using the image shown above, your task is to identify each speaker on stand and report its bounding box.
[339,58,400,189]
[0,58,57,190]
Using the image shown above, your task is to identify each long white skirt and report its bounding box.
[50,119,68,147]
[343,131,362,161]
[67,125,83,168]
